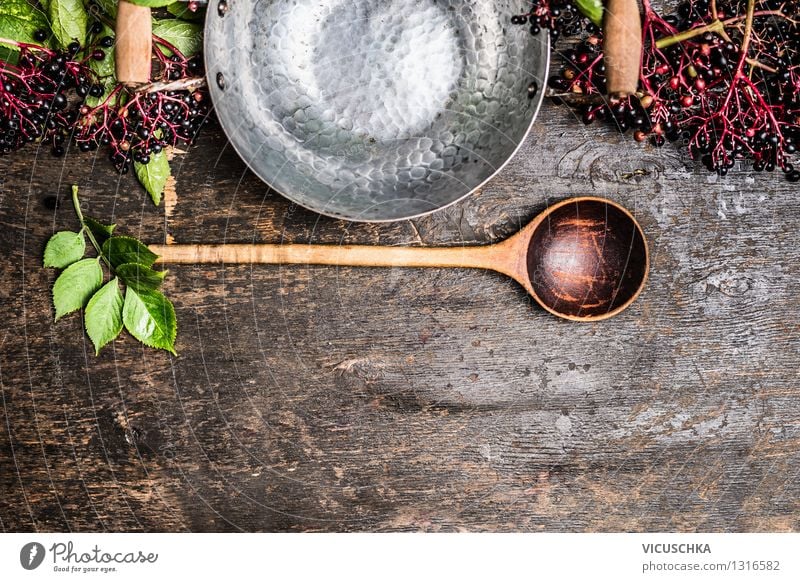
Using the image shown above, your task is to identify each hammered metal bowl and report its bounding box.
[205,0,549,221]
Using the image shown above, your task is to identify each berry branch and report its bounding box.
[0,0,210,201]
[516,0,800,182]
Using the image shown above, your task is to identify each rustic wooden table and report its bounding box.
[1,93,799,531]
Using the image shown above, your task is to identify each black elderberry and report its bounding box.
[51,93,67,110]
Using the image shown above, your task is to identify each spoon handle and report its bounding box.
[149,243,505,272]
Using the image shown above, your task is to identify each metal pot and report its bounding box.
[117,0,639,222]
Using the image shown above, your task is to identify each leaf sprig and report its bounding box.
[44,185,177,355]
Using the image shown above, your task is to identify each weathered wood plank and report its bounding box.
[1,79,799,532]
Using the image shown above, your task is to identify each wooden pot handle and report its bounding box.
[603,0,642,97]
[115,0,152,87]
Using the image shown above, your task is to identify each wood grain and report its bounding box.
[1,34,799,532]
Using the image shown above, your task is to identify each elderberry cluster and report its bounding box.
[0,22,210,174]
[518,0,800,182]
[74,51,209,174]
[0,40,96,155]
[512,1,597,42]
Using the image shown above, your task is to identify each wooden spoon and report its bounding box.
[150,197,649,321]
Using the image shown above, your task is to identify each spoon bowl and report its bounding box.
[501,197,649,321]
[151,197,649,321]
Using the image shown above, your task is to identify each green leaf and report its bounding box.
[575,0,603,27]
[122,288,177,354]
[152,18,202,57]
[117,262,167,294]
[85,277,123,354]
[125,0,177,8]
[84,216,116,247]
[102,236,158,269]
[52,258,103,321]
[167,2,205,21]
[43,230,86,268]
[0,48,19,65]
[0,0,52,52]
[90,57,115,82]
[93,0,118,18]
[48,0,88,49]
[134,147,171,205]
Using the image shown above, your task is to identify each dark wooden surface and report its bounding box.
[1,94,799,531]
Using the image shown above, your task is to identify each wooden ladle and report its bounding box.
[150,197,649,321]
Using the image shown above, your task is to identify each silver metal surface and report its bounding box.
[205,0,549,221]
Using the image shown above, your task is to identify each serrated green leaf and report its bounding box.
[84,216,116,246]
[93,0,118,18]
[152,18,202,57]
[575,0,603,28]
[123,288,177,354]
[102,236,159,269]
[52,258,103,321]
[117,262,167,294]
[43,230,86,268]
[0,0,52,52]
[125,0,176,7]
[134,148,170,205]
[85,277,123,354]
[48,0,88,49]
[167,2,205,21]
